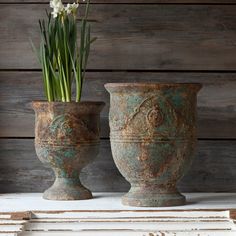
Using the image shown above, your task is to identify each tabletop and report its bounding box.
[1,192,236,235]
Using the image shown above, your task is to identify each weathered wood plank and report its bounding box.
[0,71,235,139]
[0,4,236,70]
[0,139,235,193]
[1,193,236,235]
[25,220,236,231]
[2,193,236,212]
[29,210,234,218]
[30,217,230,221]
[1,0,236,3]
[17,231,236,236]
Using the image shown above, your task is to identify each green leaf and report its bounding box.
[33,1,93,102]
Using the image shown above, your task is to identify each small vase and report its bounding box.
[105,83,202,207]
[32,101,105,200]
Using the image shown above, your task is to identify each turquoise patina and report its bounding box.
[32,101,105,200]
[105,83,202,207]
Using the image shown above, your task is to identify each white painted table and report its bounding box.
[1,193,236,235]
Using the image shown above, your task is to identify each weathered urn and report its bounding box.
[32,101,105,200]
[105,83,202,207]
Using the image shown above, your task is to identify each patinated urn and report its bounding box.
[32,101,105,200]
[105,83,202,207]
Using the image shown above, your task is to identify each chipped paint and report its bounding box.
[1,193,236,235]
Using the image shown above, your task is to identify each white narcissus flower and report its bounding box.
[65,2,79,15]
[50,0,64,18]
[51,10,59,18]
[50,0,63,9]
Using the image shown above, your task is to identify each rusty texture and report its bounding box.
[32,101,105,201]
[105,83,202,207]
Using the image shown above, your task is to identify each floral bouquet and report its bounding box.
[33,0,96,102]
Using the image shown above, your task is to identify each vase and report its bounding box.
[105,83,202,207]
[32,101,105,200]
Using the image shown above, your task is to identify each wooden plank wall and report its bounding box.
[0,0,235,192]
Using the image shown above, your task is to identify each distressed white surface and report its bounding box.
[0,234,18,236]
[1,193,236,236]
[33,210,230,219]
[17,231,236,236]
[0,220,26,224]
[25,220,235,230]
[0,215,12,219]
[30,217,231,222]
[0,225,23,232]
[0,192,236,212]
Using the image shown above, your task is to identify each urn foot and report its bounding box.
[43,177,92,201]
[122,186,186,207]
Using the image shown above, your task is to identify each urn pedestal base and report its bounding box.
[43,177,92,201]
[122,186,186,207]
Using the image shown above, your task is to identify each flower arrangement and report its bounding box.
[33,0,96,102]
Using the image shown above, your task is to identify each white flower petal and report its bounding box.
[65,2,78,15]
[51,11,58,18]
[50,0,65,17]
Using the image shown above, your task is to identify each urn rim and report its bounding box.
[31,100,105,113]
[32,100,105,105]
[105,82,202,92]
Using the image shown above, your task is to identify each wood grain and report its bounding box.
[1,0,236,3]
[0,0,236,195]
[0,139,235,193]
[0,4,236,70]
[0,71,235,139]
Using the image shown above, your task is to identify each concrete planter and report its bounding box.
[32,101,105,201]
[105,83,202,207]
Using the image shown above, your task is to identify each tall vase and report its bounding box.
[32,101,105,200]
[105,83,202,207]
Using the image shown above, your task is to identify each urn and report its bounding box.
[105,83,202,207]
[32,101,105,200]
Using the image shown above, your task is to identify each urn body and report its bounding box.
[32,101,105,200]
[105,83,202,207]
